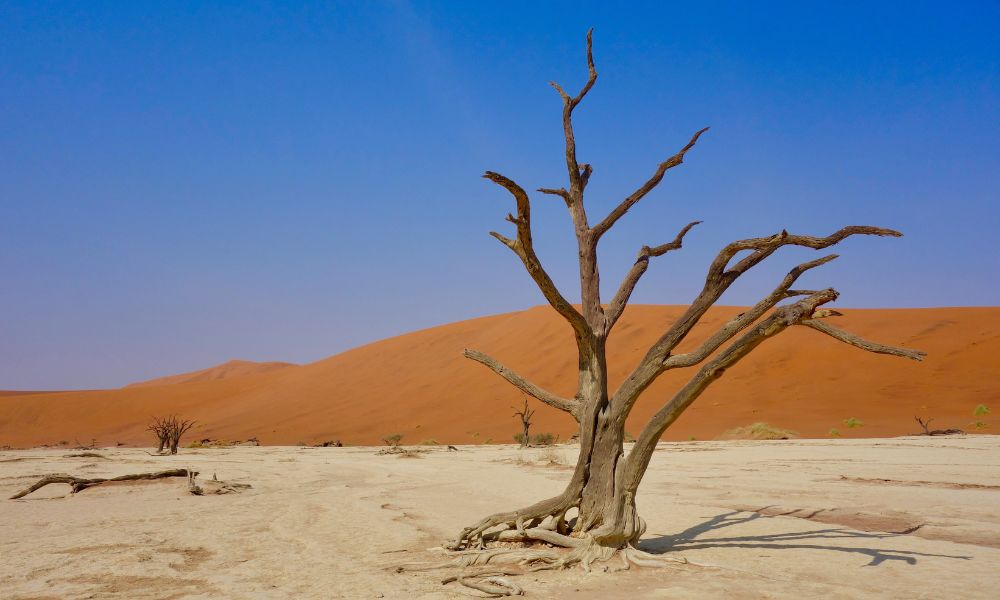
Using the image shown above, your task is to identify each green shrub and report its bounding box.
[974,404,990,417]
[828,428,842,437]
[843,417,864,429]
[382,433,403,447]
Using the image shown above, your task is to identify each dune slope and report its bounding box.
[124,359,298,388]
[0,306,997,446]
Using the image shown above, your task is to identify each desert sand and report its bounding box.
[1,436,998,599]
[123,359,298,389]
[1,306,997,448]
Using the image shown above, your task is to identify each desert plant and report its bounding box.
[972,420,989,430]
[536,447,566,465]
[382,433,403,447]
[829,428,842,437]
[719,422,797,440]
[974,404,990,417]
[530,432,555,446]
[420,439,440,446]
[843,417,864,429]
[428,30,925,575]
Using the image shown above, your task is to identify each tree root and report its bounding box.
[398,528,691,596]
[9,468,193,499]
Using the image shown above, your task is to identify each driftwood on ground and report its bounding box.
[9,468,192,499]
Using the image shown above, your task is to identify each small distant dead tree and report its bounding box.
[147,416,171,453]
[148,415,196,454]
[513,397,536,448]
[167,418,195,454]
[406,30,927,589]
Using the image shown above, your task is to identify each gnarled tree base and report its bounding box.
[398,503,689,596]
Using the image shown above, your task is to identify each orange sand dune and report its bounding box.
[0,306,997,447]
[124,359,298,388]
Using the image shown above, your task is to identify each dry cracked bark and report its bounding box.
[401,29,925,592]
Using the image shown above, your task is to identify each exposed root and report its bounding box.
[398,528,691,596]
[443,570,525,597]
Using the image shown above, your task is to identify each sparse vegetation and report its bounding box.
[974,404,990,417]
[719,422,797,440]
[843,417,864,429]
[972,420,989,430]
[536,447,566,465]
[382,433,403,447]
[829,428,842,437]
[514,432,556,446]
[420,439,439,446]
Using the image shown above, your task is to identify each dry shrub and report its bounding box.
[719,422,797,440]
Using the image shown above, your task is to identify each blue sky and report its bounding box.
[1,1,997,389]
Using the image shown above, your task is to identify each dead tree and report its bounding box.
[147,416,171,453]
[149,416,196,455]
[513,397,536,447]
[167,417,195,454]
[431,29,926,579]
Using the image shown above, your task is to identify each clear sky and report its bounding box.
[1,1,997,390]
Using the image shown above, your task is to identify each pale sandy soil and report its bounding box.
[1,436,998,599]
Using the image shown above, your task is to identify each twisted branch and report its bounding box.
[605,221,702,332]
[465,349,580,418]
[592,128,709,239]
[799,319,926,361]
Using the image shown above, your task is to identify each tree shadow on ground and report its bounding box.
[638,510,971,566]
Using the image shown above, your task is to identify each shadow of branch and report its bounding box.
[639,510,971,566]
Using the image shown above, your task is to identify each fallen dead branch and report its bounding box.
[914,416,964,436]
[10,468,193,499]
[10,468,252,499]
[62,452,109,459]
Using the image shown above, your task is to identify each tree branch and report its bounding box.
[604,221,702,333]
[483,171,589,335]
[661,254,839,370]
[465,349,581,419]
[592,127,709,239]
[611,225,904,412]
[709,226,902,279]
[550,28,597,201]
[798,319,926,361]
[619,290,842,487]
